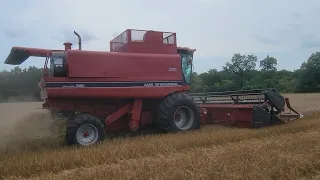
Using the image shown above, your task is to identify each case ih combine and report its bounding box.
[4,29,303,146]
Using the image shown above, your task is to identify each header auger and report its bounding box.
[3,29,303,146]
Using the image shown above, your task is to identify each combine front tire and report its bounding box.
[155,92,201,132]
[66,113,106,146]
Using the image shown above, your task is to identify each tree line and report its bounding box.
[0,51,320,102]
[191,52,320,93]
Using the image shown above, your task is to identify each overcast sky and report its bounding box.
[0,0,319,73]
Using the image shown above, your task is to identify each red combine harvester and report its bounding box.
[4,29,303,146]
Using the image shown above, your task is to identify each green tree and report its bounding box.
[260,55,277,71]
[297,52,320,92]
[198,69,223,91]
[223,53,258,88]
[190,72,204,92]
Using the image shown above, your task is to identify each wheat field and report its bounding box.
[0,93,320,180]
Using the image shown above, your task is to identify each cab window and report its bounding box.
[181,53,193,84]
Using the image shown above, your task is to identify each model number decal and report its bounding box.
[62,84,85,88]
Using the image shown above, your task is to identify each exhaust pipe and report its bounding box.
[73,31,82,50]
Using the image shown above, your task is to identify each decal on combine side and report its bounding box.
[62,84,86,88]
[45,81,183,88]
[168,67,177,72]
[144,82,179,86]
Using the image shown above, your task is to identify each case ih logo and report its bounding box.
[144,82,179,86]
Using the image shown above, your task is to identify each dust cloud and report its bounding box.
[0,95,39,103]
[0,102,65,155]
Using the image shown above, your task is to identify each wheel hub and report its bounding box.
[76,124,99,146]
[83,131,89,138]
[173,106,194,130]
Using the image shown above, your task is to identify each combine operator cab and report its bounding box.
[47,51,67,77]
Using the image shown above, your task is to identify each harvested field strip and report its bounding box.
[1,112,320,179]
[300,174,320,180]
[20,129,320,180]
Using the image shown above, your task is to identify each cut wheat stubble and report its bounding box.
[0,93,320,180]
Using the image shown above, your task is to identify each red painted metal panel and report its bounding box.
[201,105,254,128]
[140,111,153,125]
[105,103,132,125]
[43,76,182,82]
[129,99,143,131]
[4,47,51,65]
[125,42,177,54]
[66,50,182,80]
[45,86,189,98]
